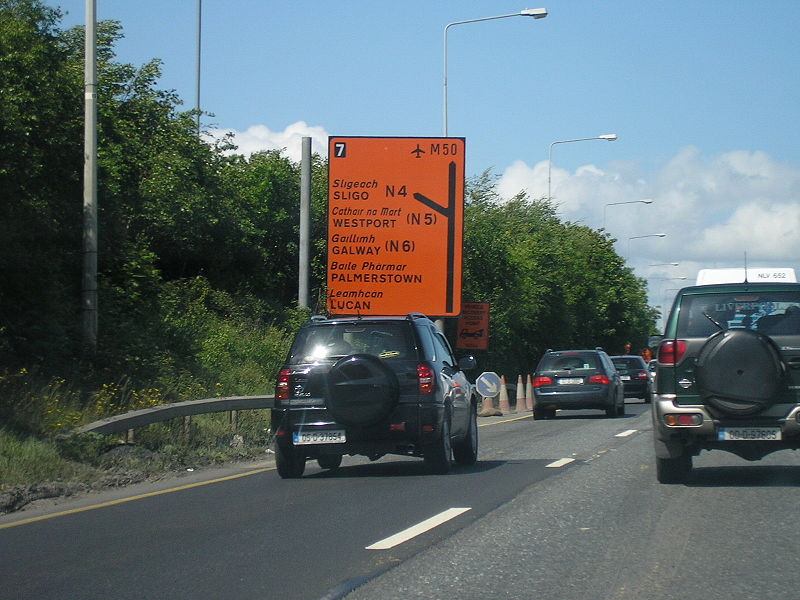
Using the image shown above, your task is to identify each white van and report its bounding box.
[695,267,797,285]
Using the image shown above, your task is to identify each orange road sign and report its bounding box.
[327,137,465,317]
[456,302,490,350]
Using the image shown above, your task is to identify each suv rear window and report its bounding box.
[677,291,800,337]
[538,353,599,371]
[288,322,415,363]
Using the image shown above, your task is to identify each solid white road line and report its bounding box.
[366,507,471,550]
[615,429,638,438]
[545,458,575,468]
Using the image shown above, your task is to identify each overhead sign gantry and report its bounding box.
[327,137,465,317]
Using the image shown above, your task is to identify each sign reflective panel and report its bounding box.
[456,302,489,350]
[327,137,465,317]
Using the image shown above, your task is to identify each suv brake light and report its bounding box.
[276,368,291,401]
[533,376,553,387]
[588,374,610,385]
[417,364,434,394]
[658,340,687,365]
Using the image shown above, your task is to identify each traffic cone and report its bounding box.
[515,375,525,412]
[498,375,511,414]
[526,374,534,410]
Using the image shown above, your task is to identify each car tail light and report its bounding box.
[276,368,291,401]
[664,414,702,426]
[658,340,687,365]
[417,364,434,394]
[635,370,649,380]
[533,376,553,387]
[588,374,610,385]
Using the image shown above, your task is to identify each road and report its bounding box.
[2,400,799,600]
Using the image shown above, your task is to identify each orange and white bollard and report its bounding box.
[498,375,511,414]
[515,374,526,412]
[526,374,534,410]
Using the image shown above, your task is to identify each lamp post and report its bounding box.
[602,198,653,229]
[548,134,617,202]
[627,233,667,261]
[649,262,679,267]
[444,8,547,136]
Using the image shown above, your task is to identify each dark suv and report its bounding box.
[532,348,625,419]
[610,355,653,403]
[651,281,800,483]
[272,313,478,478]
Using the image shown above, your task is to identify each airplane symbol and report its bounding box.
[411,144,426,158]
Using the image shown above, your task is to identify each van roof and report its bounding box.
[695,268,797,285]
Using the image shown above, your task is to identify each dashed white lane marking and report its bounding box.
[546,458,576,468]
[366,507,472,550]
[615,429,638,438]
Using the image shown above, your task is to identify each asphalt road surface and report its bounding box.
[2,400,799,600]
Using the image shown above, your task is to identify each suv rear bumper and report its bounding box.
[272,403,446,458]
[652,394,800,458]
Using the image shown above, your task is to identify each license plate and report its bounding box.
[620,375,631,381]
[717,427,781,441]
[293,430,346,445]
[558,378,583,385]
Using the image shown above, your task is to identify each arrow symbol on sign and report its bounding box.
[478,375,498,395]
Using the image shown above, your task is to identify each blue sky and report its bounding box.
[49,0,800,315]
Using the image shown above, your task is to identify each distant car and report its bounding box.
[611,355,654,403]
[532,348,625,419]
[648,359,657,382]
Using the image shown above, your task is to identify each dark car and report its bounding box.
[651,280,800,483]
[532,348,625,419]
[272,313,478,478]
[610,355,653,403]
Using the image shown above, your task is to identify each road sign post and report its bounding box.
[327,137,465,317]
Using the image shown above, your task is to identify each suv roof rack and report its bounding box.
[406,313,429,320]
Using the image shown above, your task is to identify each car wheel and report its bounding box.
[656,453,692,484]
[326,354,400,427]
[533,407,553,420]
[644,392,653,404]
[695,329,785,416]
[317,454,343,470]
[617,399,626,416]
[605,405,616,418]
[276,443,306,479]
[424,415,452,474]
[452,406,478,465]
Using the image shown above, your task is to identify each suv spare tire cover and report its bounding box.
[326,354,400,427]
[695,328,785,416]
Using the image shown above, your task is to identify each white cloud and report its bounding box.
[205,121,330,162]
[497,147,800,306]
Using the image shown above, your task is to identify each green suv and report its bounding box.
[651,281,800,483]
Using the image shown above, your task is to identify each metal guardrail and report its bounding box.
[70,395,275,436]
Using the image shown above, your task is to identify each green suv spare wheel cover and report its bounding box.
[327,354,400,426]
[695,328,785,416]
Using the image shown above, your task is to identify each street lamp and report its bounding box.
[548,134,618,202]
[443,8,547,136]
[627,233,667,261]
[602,198,653,229]
[649,262,679,267]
